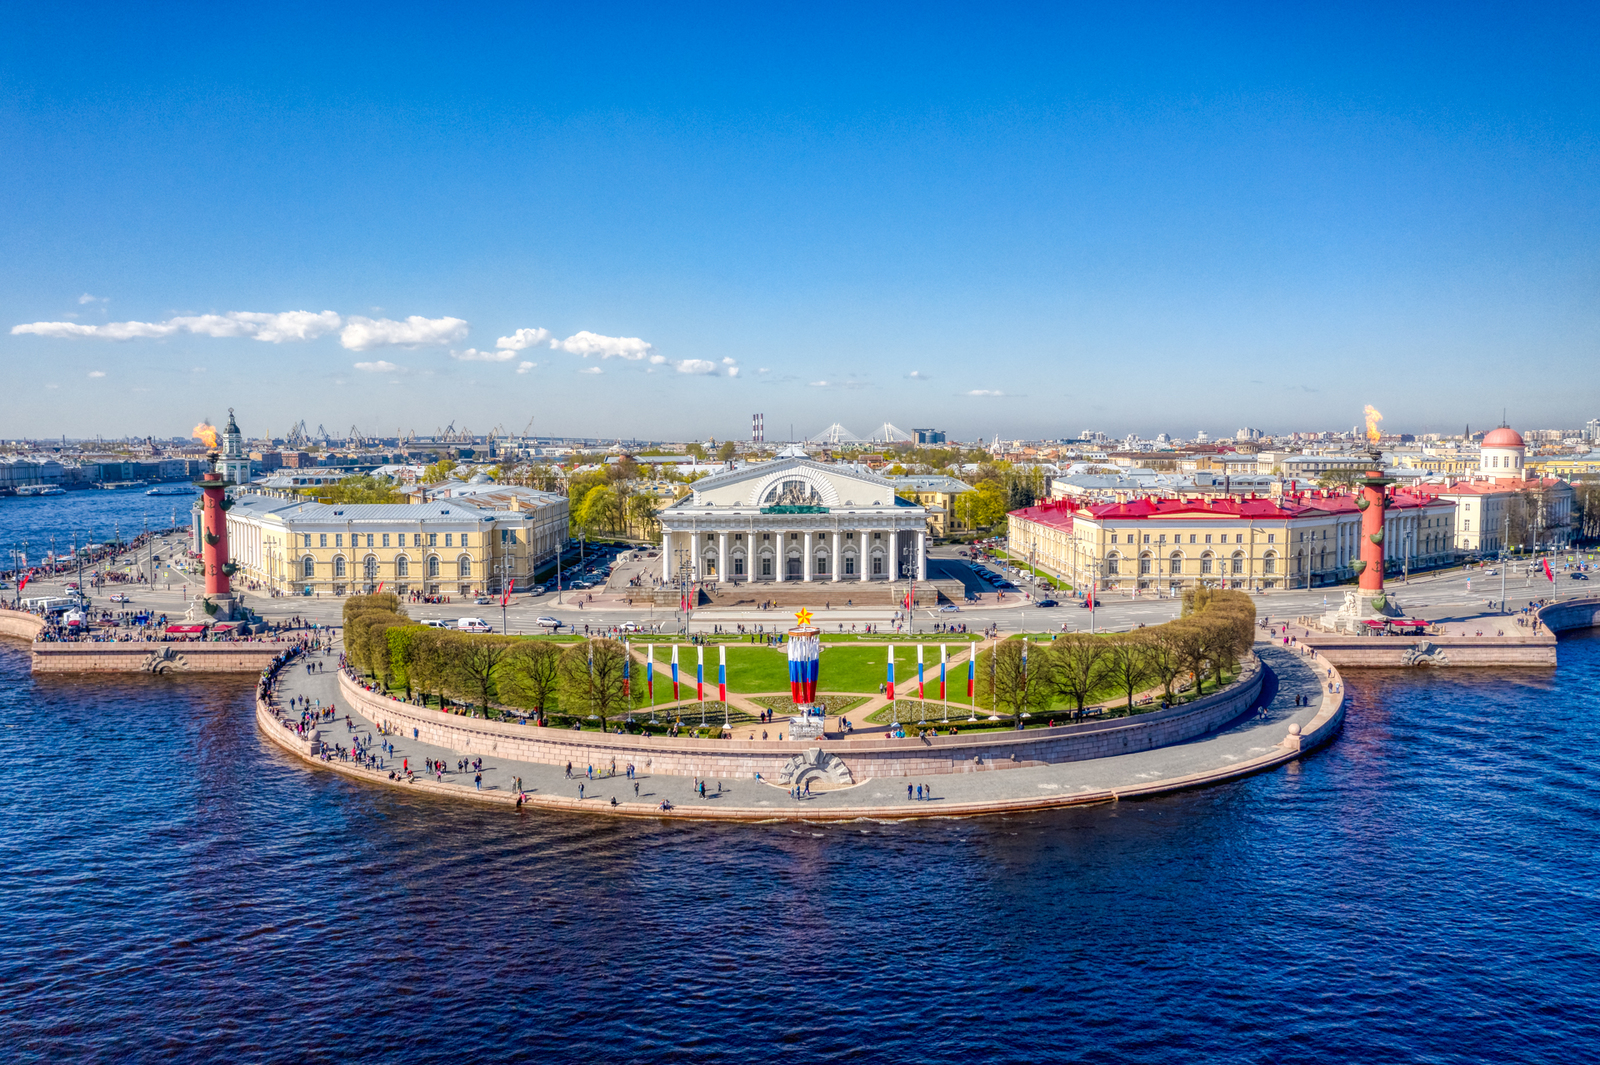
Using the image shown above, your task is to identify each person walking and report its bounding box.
[578,782,585,800]
[474,772,482,791]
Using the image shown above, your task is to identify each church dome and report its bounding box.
[1481,426,1524,448]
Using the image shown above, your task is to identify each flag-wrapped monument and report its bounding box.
[787,608,821,706]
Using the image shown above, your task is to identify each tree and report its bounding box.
[558,639,630,729]
[686,442,706,461]
[1143,623,1188,702]
[448,634,514,717]
[578,484,621,538]
[500,640,563,722]
[386,625,421,698]
[1103,634,1152,711]
[627,493,662,540]
[1048,634,1112,713]
[298,474,401,504]
[976,639,1052,726]
[405,628,452,708]
[716,441,736,462]
[420,458,458,484]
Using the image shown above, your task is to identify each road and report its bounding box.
[12,536,1593,637]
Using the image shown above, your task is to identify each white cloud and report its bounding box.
[517,361,536,374]
[649,354,667,365]
[551,331,652,360]
[758,368,771,374]
[728,366,740,377]
[722,357,736,365]
[578,366,604,375]
[87,370,106,378]
[675,359,720,375]
[11,309,342,343]
[450,347,515,362]
[966,389,1006,396]
[78,293,105,304]
[353,360,401,372]
[907,370,931,380]
[341,315,468,351]
[495,327,551,351]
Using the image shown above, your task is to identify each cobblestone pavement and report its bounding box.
[268,640,1333,815]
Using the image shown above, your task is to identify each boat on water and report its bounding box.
[14,484,67,497]
[146,484,196,496]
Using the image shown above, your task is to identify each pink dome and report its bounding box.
[1482,427,1524,447]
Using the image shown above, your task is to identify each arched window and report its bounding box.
[364,555,378,581]
[457,555,471,578]
[1200,553,1213,575]
[1169,551,1183,575]
[1106,554,1120,576]
[1231,551,1244,575]
[334,556,347,578]
[302,556,315,578]
[1139,552,1152,575]
[428,556,440,577]
[1263,552,1277,575]
[396,556,409,577]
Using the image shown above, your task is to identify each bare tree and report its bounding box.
[1103,633,1152,712]
[558,638,630,729]
[1047,635,1111,714]
[976,639,1052,726]
[500,640,563,723]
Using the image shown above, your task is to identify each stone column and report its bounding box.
[860,530,870,581]
[831,531,842,582]
[803,531,813,582]
[719,532,729,584]
[691,530,701,580]
[661,530,672,582]
[917,529,927,581]
[774,531,785,582]
[888,529,899,581]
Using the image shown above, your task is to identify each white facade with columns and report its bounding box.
[657,457,930,584]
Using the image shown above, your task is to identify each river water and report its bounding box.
[2,630,1598,1063]
[0,486,192,564]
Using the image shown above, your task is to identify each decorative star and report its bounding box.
[794,607,814,628]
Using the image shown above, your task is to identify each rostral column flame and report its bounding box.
[1358,405,1390,601]
[192,421,219,449]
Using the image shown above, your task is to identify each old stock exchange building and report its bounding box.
[657,456,931,586]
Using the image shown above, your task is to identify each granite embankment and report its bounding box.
[255,642,1344,820]
[331,654,1265,782]
[0,607,306,673]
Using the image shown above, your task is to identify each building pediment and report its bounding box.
[687,458,900,510]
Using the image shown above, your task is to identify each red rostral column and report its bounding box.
[198,465,231,596]
[1358,463,1391,599]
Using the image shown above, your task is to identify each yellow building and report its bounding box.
[222,495,564,597]
[889,474,975,538]
[1530,452,1600,479]
[1008,489,1456,593]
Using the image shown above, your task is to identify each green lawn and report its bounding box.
[647,645,960,695]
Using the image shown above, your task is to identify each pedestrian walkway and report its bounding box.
[264,639,1340,819]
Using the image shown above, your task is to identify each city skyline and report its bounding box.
[3,3,1598,440]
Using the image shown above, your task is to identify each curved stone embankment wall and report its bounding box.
[334,655,1265,781]
[262,650,1341,820]
[0,608,45,641]
[1538,596,1600,635]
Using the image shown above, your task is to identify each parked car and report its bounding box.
[528,584,546,595]
[457,618,493,633]
[569,580,592,590]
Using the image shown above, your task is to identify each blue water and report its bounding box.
[0,487,191,562]
[1,631,1598,1063]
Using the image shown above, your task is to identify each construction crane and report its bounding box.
[286,420,310,448]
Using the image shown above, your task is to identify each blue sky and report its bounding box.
[2,2,1596,443]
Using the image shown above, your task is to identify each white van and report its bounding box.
[457,618,493,633]
[418,619,450,629]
